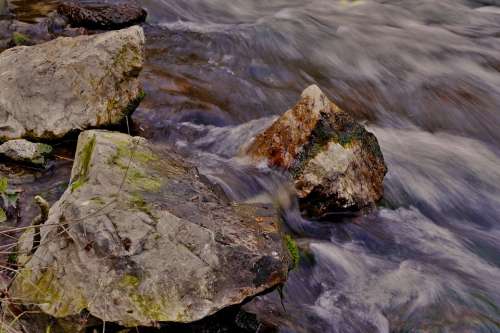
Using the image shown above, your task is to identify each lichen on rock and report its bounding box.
[9,130,290,329]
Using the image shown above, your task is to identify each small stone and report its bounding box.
[0,139,52,166]
[246,85,387,216]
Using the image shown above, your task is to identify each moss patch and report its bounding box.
[15,268,60,303]
[0,177,8,193]
[0,177,16,223]
[130,192,156,218]
[115,140,157,164]
[290,110,373,177]
[12,32,30,46]
[120,274,141,288]
[126,169,161,192]
[13,268,88,317]
[108,139,162,192]
[284,235,300,269]
[71,135,96,192]
[36,143,53,155]
[119,273,168,322]
[0,208,6,223]
[129,293,166,321]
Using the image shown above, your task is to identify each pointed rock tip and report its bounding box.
[301,84,327,99]
[300,84,331,111]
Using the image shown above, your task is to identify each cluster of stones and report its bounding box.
[0,8,292,331]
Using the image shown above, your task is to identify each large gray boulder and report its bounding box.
[0,26,145,141]
[10,130,289,329]
[246,85,387,216]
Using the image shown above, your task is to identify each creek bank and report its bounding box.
[0,25,145,141]
[58,1,147,30]
[245,85,387,216]
[9,130,290,331]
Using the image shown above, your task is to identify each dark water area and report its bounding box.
[2,0,500,332]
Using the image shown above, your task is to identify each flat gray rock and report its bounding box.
[10,130,290,328]
[0,26,145,141]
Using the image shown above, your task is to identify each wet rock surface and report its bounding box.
[0,139,52,166]
[9,130,289,329]
[246,85,387,216]
[0,25,145,140]
[58,1,147,30]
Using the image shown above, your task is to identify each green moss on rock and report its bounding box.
[12,32,30,46]
[126,169,162,192]
[0,208,6,223]
[284,235,300,269]
[119,273,169,322]
[71,135,96,192]
[107,139,162,192]
[120,274,141,288]
[13,268,88,318]
[0,177,8,193]
[36,143,53,155]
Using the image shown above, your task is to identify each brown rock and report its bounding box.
[246,85,387,216]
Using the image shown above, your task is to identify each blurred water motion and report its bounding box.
[136,0,500,331]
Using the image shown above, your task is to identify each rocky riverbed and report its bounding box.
[0,2,387,332]
[1,1,500,333]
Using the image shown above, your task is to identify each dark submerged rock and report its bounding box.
[58,1,147,30]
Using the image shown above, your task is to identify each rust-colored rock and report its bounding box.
[246,85,387,216]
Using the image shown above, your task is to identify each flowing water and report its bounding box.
[3,0,500,332]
